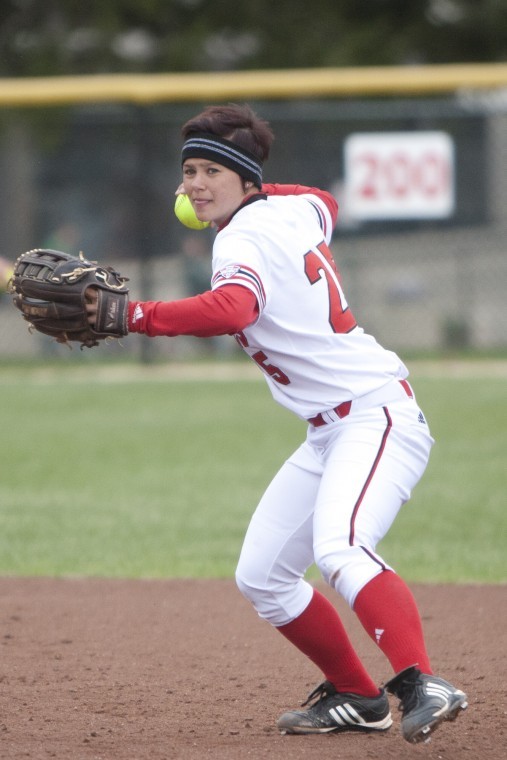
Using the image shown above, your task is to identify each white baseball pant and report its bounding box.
[235,383,434,626]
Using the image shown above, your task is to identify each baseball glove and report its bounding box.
[9,248,129,348]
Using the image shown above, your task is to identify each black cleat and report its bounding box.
[385,665,468,744]
[277,680,393,735]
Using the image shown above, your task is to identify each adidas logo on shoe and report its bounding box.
[277,680,392,735]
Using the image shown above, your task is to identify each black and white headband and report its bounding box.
[181,133,263,189]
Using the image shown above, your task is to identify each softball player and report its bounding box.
[126,104,467,744]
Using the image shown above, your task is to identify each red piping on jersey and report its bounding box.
[211,263,266,309]
[307,200,328,237]
[349,407,393,547]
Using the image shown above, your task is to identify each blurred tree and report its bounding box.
[0,0,506,77]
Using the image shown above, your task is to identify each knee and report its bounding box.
[235,562,313,627]
[235,565,258,604]
[235,550,264,601]
[235,564,278,623]
[235,559,274,615]
[314,544,390,608]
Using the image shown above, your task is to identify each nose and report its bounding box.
[189,171,206,192]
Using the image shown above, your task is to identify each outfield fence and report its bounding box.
[1,64,506,360]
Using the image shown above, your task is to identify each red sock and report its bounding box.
[277,588,379,696]
[353,570,432,674]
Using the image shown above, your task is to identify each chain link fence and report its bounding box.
[1,91,506,361]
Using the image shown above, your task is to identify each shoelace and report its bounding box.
[301,680,336,707]
[392,675,421,714]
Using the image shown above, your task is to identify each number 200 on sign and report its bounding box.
[344,132,455,220]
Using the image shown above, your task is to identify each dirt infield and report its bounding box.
[0,579,505,760]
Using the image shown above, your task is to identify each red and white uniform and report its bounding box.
[211,186,409,420]
[129,184,407,419]
[129,184,434,626]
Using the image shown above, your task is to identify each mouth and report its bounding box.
[191,198,211,220]
[192,198,210,210]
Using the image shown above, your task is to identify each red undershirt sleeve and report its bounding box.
[262,182,338,226]
[128,284,259,338]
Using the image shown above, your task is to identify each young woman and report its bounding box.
[89,103,467,744]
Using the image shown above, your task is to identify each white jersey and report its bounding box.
[211,192,408,421]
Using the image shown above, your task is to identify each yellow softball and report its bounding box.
[174,194,210,230]
[0,256,14,292]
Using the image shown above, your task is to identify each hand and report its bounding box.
[85,287,98,325]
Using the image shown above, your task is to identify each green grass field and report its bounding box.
[0,361,506,582]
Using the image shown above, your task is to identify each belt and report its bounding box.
[307,379,414,427]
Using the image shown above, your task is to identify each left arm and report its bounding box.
[127,284,258,338]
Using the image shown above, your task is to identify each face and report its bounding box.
[182,159,253,227]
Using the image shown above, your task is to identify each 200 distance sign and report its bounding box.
[344,131,455,221]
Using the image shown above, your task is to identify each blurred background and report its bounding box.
[0,0,506,362]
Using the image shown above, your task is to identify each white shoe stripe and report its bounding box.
[329,707,347,725]
[341,704,362,722]
[329,703,362,726]
[426,682,457,703]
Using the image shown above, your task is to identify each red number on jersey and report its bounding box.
[235,334,291,386]
[252,350,290,385]
[234,330,249,348]
[304,242,356,333]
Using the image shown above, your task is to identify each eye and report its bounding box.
[183,166,195,177]
[207,167,219,176]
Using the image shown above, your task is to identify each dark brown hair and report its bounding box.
[181,104,274,163]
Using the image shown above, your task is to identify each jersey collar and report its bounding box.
[217,192,267,231]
